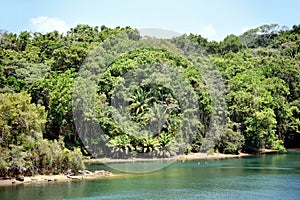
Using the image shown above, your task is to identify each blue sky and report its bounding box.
[1,0,299,41]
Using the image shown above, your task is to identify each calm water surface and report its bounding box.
[1,152,300,200]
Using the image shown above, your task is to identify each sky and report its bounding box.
[1,0,300,41]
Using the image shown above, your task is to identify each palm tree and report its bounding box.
[109,135,133,158]
[158,132,176,158]
[148,102,169,136]
[127,87,153,124]
[141,136,160,157]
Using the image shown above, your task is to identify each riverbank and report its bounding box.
[85,152,253,164]
[0,170,114,188]
[86,149,289,165]
[0,149,291,188]
[2,151,299,200]
[0,153,250,187]
[287,148,300,152]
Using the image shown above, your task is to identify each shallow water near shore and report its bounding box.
[1,152,300,200]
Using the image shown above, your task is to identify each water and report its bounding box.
[1,152,300,200]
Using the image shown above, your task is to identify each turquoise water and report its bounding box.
[1,152,300,200]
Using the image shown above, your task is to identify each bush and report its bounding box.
[0,148,9,177]
[0,92,85,177]
[272,140,287,153]
[216,123,245,154]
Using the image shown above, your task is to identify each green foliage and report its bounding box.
[215,43,300,151]
[0,92,84,177]
[47,70,75,139]
[240,24,281,48]
[51,43,88,72]
[72,36,207,157]
[216,122,245,154]
[244,109,277,151]
[0,92,45,146]
[109,135,133,158]
[219,34,246,55]
[1,23,300,177]
[272,140,286,153]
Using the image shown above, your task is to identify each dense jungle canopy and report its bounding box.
[0,24,299,176]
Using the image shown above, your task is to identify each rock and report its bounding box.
[78,170,93,175]
[94,170,113,177]
[94,170,106,175]
[65,170,74,176]
[16,175,24,182]
[67,175,83,180]
[83,170,93,175]
[105,172,113,176]
[3,175,11,180]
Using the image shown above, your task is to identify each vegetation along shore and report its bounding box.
[0,24,299,183]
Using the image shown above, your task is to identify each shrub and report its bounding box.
[216,123,245,154]
[0,92,85,177]
[272,140,287,153]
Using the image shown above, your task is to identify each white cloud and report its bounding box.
[199,25,217,40]
[30,16,69,33]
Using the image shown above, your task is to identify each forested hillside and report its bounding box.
[0,24,299,177]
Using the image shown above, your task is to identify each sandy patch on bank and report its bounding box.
[85,152,253,164]
[0,170,114,188]
[1,149,285,187]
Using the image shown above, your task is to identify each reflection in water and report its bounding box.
[0,152,300,200]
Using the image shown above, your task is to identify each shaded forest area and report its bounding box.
[0,24,299,177]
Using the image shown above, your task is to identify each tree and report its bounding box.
[0,92,84,176]
[1,23,300,166]
[240,24,281,48]
[216,121,244,154]
[0,92,45,148]
[47,70,76,143]
[220,34,246,55]
[244,109,277,152]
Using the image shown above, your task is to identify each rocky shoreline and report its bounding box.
[0,170,114,188]
[1,150,287,188]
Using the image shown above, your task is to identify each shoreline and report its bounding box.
[1,149,296,188]
[0,170,115,188]
[286,148,300,152]
[85,149,286,164]
[85,152,253,165]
